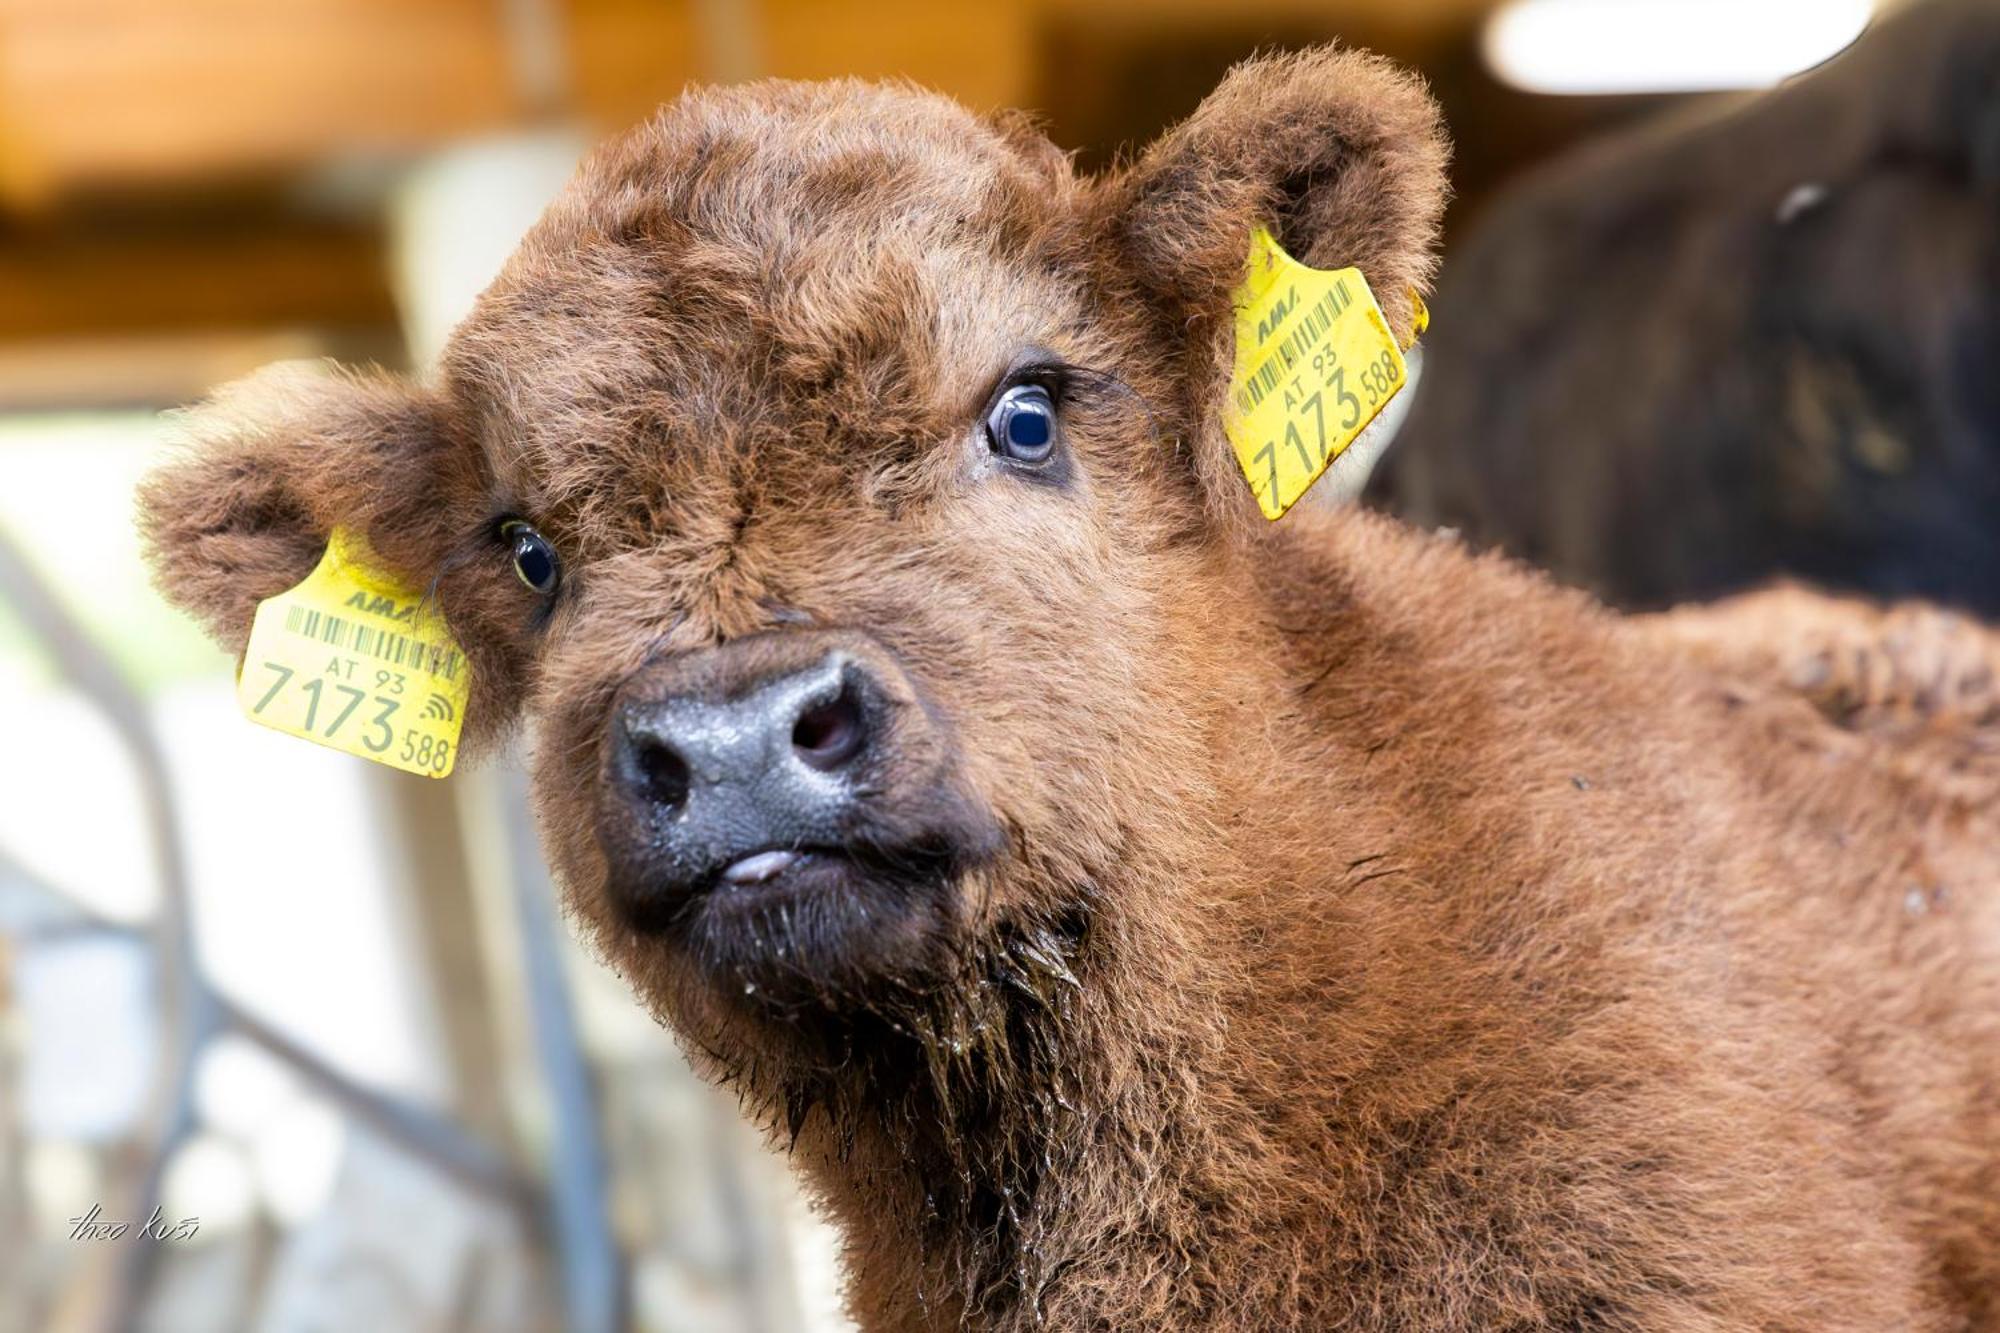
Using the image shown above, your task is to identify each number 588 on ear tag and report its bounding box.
[236,528,470,778]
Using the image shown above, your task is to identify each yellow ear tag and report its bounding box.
[1226,227,1416,520]
[236,527,469,778]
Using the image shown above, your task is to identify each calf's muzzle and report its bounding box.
[596,629,936,927]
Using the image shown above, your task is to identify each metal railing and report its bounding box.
[0,525,622,1333]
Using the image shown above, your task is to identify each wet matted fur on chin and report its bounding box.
[138,40,2000,1333]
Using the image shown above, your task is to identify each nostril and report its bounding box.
[631,733,692,810]
[791,685,867,773]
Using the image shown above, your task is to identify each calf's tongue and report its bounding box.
[721,849,802,886]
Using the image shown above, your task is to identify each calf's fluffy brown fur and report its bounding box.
[139,48,2000,1331]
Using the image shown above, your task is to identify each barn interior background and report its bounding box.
[0,0,1980,1330]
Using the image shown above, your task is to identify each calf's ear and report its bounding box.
[138,362,477,659]
[1096,46,1449,520]
[1111,46,1448,344]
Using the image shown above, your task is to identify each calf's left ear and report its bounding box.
[1106,45,1449,348]
[1095,47,1448,525]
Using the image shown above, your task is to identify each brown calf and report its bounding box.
[139,47,2000,1331]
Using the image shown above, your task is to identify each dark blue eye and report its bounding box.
[985,383,1058,464]
[502,520,561,596]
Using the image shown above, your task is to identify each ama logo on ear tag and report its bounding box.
[1226,227,1416,521]
[236,527,470,778]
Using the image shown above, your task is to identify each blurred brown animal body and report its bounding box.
[1372,0,2000,615]
[138,48,2000,1331]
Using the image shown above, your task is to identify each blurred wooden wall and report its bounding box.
[0,0,1639,406]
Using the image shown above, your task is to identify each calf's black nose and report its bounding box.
[622,651,871,805]
[602,639,885,911]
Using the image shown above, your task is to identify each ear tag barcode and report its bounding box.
[236,527,469,778]
[1226,227,1416,521]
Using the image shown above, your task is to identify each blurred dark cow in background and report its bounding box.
[1371,0,2000,614]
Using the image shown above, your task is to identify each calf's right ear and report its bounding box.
[138,363,474,660]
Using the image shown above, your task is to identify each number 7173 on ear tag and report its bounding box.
[235,528,470,778]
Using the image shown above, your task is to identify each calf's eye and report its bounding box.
[501,520,561,596]
[985,383,1058,465]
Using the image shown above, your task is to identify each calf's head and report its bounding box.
[142,51,1445,1122]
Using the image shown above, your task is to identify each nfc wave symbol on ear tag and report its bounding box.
[236,527,471,778]
[1225,227,1414,521]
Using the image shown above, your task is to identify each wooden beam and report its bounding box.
[0,221,396,340]
[0,0,523,200]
